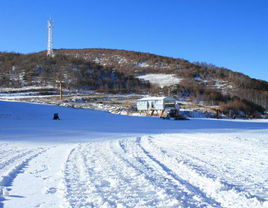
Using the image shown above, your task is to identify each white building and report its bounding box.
[137,97,177,111]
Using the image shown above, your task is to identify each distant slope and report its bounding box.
[57,48,192,74]
[58,48,268,110]
[0,51,150,93]
[0,48,267,110]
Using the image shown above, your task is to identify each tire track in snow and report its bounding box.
[118,138,220,208]
[0,150,33,170]
[0,143,15,159]
[145,137,243,190]
[64,143,147,208]
[62,136,265,208]
[106,140,182,207]
[149,134,268,203]
[140,136,264,208]
[64,144,112,208]
[0,146,48,208]
[164,144,265,202]
[83,142,158,208]
[0,148,48,187]
[64,142,182,207]
[2,144,74,208]
[138,137,222,207]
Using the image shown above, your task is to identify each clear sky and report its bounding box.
[1,0,267,81]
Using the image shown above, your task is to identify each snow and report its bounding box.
[0,100,267,208]
[211,79,233,90]
[194,76,205,82]
[0,86,54,92]
[0,93,56,100]
[137,62,150,68]
[137,74,182,88]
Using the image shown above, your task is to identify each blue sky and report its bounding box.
[1,0,267,81]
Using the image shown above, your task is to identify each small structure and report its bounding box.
[53,113,60,120]
[137,97,179,116]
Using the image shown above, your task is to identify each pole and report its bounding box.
[59,81,63,100]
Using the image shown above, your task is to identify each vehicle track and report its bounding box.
[62,136,265,208]
[118,138,220,208]
[138,136,264,208]
[0,145,48,208]
[0,146,48,187]
[64,142,174,208]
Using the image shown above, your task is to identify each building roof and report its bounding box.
[138,96,176,101]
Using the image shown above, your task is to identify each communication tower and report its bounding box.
[47,19,54,57]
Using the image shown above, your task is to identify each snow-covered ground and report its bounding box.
[0,86,55,92]
[137,74,182,88]
[0,101,267,208]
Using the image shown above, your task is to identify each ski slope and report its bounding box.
[0,101,267,208]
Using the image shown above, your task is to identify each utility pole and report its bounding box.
[56,80,63,100]
[59,80,63,100]
[168,87,171,96]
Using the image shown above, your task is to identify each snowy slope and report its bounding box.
[0,101,267,208]
[137,74,182,88]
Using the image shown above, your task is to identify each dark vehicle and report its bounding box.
[160,108,187,120]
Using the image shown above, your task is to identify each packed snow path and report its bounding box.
[0,101,267,208]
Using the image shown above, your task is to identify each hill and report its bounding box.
[0,48,267,115]
[0,51,150,93]
[58,48,268,109]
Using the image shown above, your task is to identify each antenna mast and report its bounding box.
[47,19,54,57]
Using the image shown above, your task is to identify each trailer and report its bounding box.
[137,96,184,118]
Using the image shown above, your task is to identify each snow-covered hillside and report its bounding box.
[137,74,182,88]
[0,101,267,208]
